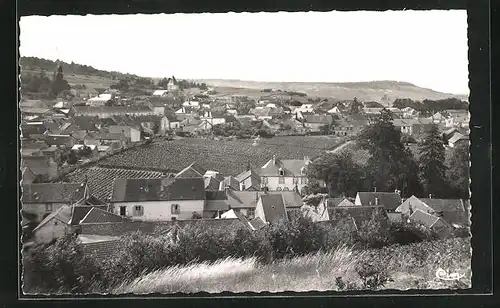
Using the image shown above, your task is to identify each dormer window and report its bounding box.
[279,168,284,176]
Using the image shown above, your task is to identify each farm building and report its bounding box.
[257,155,310,192]
[32,205,74,244]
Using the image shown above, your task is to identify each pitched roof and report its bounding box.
[392,118,434,127]
[22,183,86,203]
[111,177,205,202]
[33,205,73,232]
[205,191,230,211]
[175,162,207,178]
[448,133,468,144]
[259,157,309,177]
[235,169,261,189]
[73,106,154,114]
[248,217,267,230]
[228,191,302,209]
[337,199,356,207]
[420,198,466,212]
[409,209,440,228]
[356,192,403,211]
[327,197,345,207]
[80,207,126,224]
[249,107,271,117]
[304,114,333,125]
[440,210,470,227]
[63,166,165,201]
[45,134,74,146]
[260,194,287,222]
[70,205,109,225]
[204,176,222,191]
[222,176,241,191]
[81,239,122,260]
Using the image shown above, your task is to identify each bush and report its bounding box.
[389,221,439,245]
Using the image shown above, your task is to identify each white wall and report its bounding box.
[23,203,67,222]
[130,128,141,142]
[111,200,205,221]
[396,196,435,215]
[254,198,266,223]
[263,176,308,191]
[34,219,70,244]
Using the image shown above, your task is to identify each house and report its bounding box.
[22,183,89,222]
[21,122,47,138]
[442,128,461,142]
[355,191,403,212]
[249,107,272,120]
[32,205,74,244]
[62,166,165,202]
[175,162,207,178]
[148,97,180,115]
[258,155,310,192]
[401,107,420,119]
[396,195,468,226]
[445,109,470,127]
[408,209,453,238]
[84,132,127,149]
[362,107,384,115]
[40,147,63,164]
[45,134,77,149]
[199,111,226,130]
[447,132,469,148]
[88,93,113,107]
[109,177,206,221]
[22,156,59,181]
[254,194,288,223]
[182,100,200,109]
[292,104,314,115]
[226,191,303,218]
[204,191,230,218]
[167,77,179,92]
[302,114,334,132]
[221,176,241,191]
[392,118,434,136]
[79,207,126,224]
[429,112,454,127]
[22,167,37,184]
[163,113,181,130]
[152,90,169,97]
[108,125,141,143]
[235,169,261,191]
[301,197,330,222]
[70,106,156,118]
[205,176,223,191]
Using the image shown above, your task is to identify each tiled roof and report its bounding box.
[356,192,403,211]
[70,205,109,225]
[235,169,261,189]
[420,198,466,212]
[204,176,221,191]
[249,107,271,117]
[175,162,207,178]
[22,183,86,203]
[392,118,433,127]
[33,205,73,232]
[248,217,266,230]
[72,106,154,114]
[81,239,122,260]
[80,207,126,224]
[205,191,230,211]
[228,191,302,209]
[337,199,356,207]
[448,133,468,144]
[409,209,440,228]
[63,166,165,201]
[111,177,205,202]
[222,176,240,191]
[259,157,309,177]
[327,197,346,207]
[260,194,287,222]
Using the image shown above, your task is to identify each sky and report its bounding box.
[19,10,468,94]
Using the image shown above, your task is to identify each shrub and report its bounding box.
[355,259,391,290]
[389,221,439,245]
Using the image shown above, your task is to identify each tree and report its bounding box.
[67,150,78,165]
[350,97,364,114]
[418,124,449,197]
[357,109,420,194]
[51,65,71,96]
[446,141,469,198]
[306,151,365,197]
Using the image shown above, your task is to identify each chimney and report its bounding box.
[375,197,379,206]
[374,186,377,193]
[409,201,413,215]
[429,194,432,199]
[272,155,276,165]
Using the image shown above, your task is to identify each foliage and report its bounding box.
[50,65,71,96]
[446,141,469,199]
[349,97,364,114]
[302,193,328,207]
[356,211,392,249]
[355,259,391,290]
[389,221,439,245]
[306,151,365,197]
[418,124,449,197]
[77,145,93,158]
[357,109,422,196]
[393,97,468,116]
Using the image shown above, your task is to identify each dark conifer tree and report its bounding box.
[418,124,448,197]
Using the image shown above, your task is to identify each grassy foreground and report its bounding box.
[113,238,471,294]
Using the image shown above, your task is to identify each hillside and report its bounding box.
[197,79,469,105]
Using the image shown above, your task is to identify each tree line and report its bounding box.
[393,98,468,116]
[306,109,469,199]
[21,65,71,98]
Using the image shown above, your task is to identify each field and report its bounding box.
[199,79,469,104]
[97,136,347,175]
[114,238,471,294]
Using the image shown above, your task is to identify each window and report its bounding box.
[171,204,180,215]
[171,217,177,221]
[134,205,144,216]
[279,177,285,184]
[262,177,268,185]
[247,208,255,218]
[45,204,52,212]
[119,206,126,216]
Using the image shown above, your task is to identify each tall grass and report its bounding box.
[114,246,363,294]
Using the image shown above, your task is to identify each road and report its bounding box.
[326,140,355,154]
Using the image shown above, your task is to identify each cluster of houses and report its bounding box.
[22,153,470,248]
